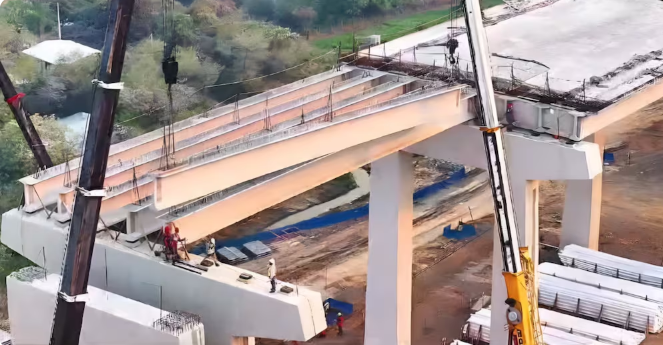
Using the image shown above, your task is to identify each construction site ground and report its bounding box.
[246,101,663,344]
[243,160,495,344]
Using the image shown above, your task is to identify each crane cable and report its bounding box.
[161,0,178,170]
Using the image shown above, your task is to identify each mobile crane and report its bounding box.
[461,0,544,344]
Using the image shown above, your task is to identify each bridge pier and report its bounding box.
[365,151,414,345]
[560,175,603,250]
[560,132,604,250]
[511,179,540,269]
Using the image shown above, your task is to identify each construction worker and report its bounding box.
[336,312,344,336]
[172,226,188,261]
[268,258,277,293]
[204,237,220,267]
[162,223,180,261]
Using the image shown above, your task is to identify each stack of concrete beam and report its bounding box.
[538,308,645,345]
[216,246,248,265]
[560,245,663,288]
[465,309,608,345]
[539,274,663,333]
[7,267,205,345]
[540,262,663,304]
[242,240,271,258]
[464,309,490,342]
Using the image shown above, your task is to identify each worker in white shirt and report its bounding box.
[268,258,277,293]
[204,237,220,267]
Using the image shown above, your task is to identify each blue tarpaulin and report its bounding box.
[324,298,353,326]
[604,152,615,165]
[443,222,477,240]
[192,167,468,255]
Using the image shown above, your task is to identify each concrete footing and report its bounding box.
[364,151,414,345]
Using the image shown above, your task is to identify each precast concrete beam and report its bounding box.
[18,67,363,205]
[162,125,451,243]
[153,87,468,210]
[364,151,414,345]
[1,209,326,345]
[50,79,409,217]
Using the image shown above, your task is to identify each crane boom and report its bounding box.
[462,0,543,344]
[0,60,54,169]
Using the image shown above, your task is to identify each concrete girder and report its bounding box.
[152,87,469,210]
[54,78,410,217]
[161,125,453,243]
[19,68,363,207]
[1,208,326,345]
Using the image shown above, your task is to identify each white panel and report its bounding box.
[466,309,606,345]
[539,275,663,333]
[540,263,663,304]
[538,309,645,345]
[560,245,663,288]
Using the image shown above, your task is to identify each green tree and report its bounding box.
[244,0,275,20]
[0,0,55,36]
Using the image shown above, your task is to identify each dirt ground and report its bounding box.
[245,165,494,345]
[252,99,663,345]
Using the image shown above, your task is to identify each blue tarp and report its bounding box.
[192,167,467,255]
[324,298,353,326]
[604,152,615,165]
[443,222,477,240]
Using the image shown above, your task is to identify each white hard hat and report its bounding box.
[269,258,275,264]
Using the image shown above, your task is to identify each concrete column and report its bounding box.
[561,132,604,250]
[510,179,540,266]
[560,175,602,249]
[364,151,414,345]
[490,224,508,345]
